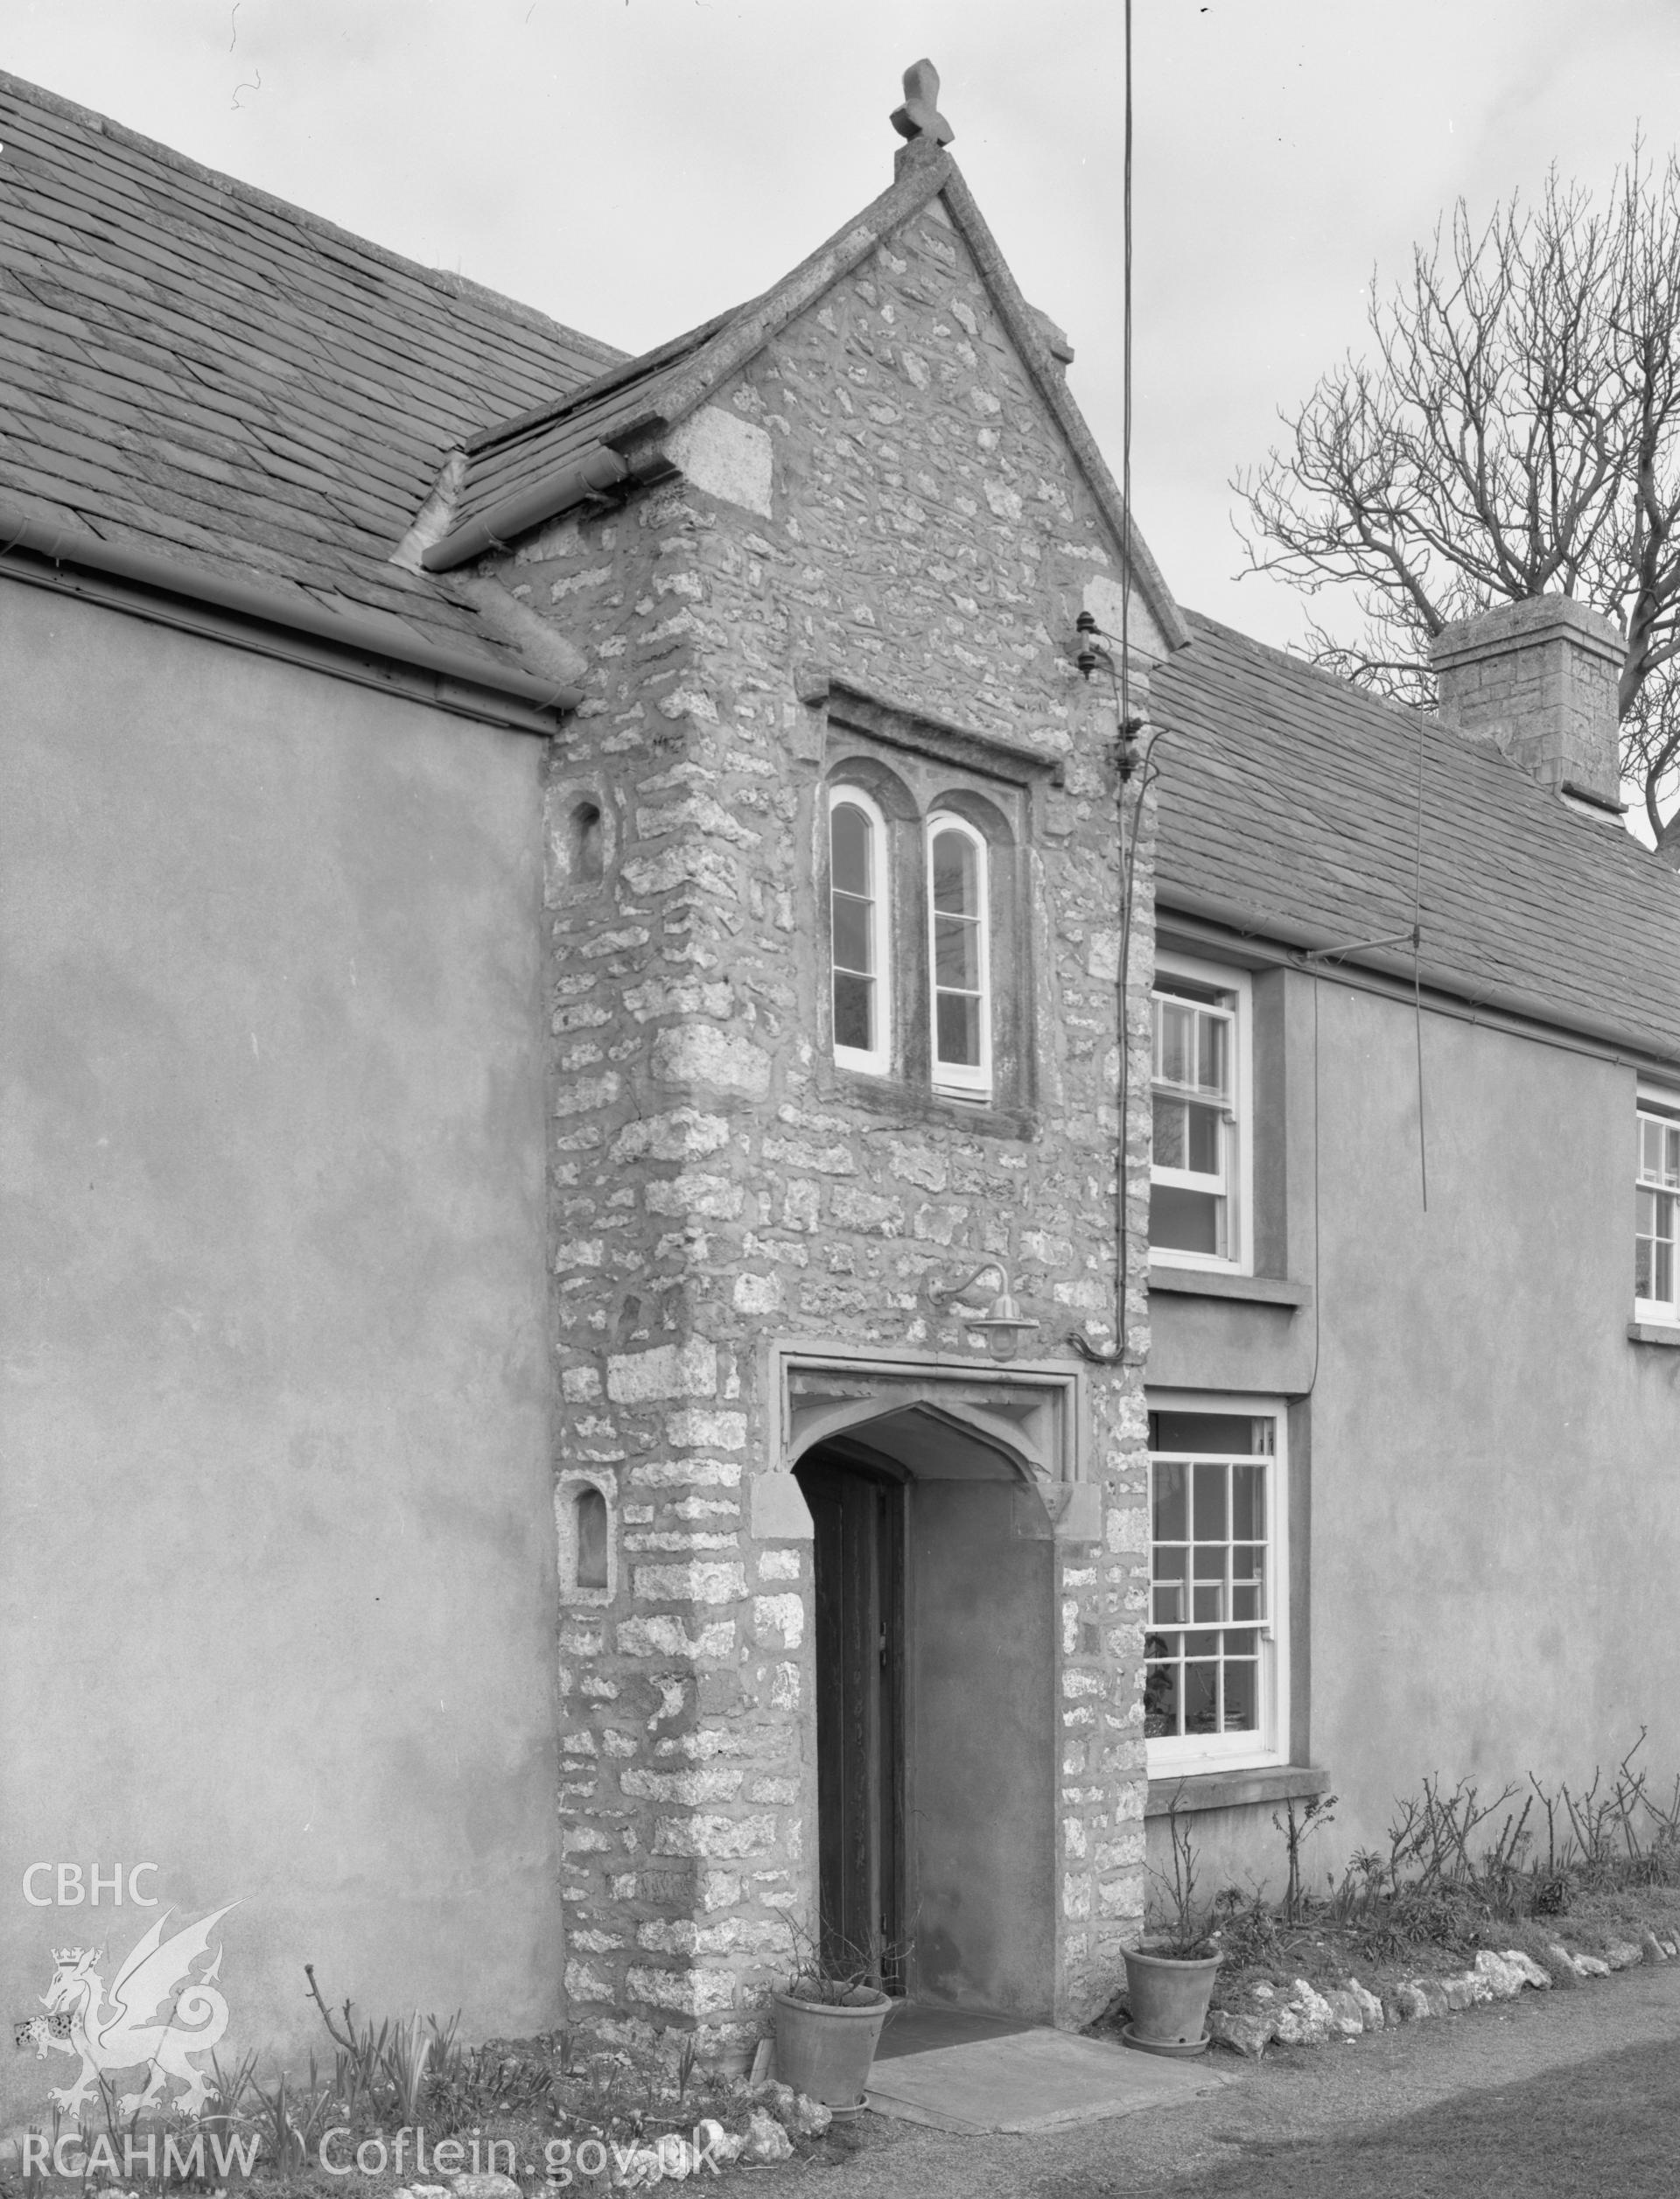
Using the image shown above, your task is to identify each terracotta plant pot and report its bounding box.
[1121,1947,1222,2052]
[770,1985,892,2108]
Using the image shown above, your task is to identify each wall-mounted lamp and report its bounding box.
[926,1261,1040,1362]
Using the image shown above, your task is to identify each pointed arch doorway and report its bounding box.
[786,1360,1086,2025]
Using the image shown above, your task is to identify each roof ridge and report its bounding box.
[0,69,623,363]
[1180,606,1431,729]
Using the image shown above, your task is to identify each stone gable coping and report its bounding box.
[433,151,1190,666]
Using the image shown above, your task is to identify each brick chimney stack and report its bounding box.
[1430,597,1626,816]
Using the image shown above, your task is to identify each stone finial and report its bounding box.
[891,59,954,149]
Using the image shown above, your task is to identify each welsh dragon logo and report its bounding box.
[16,1906,236,2120]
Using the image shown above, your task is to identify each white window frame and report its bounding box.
[828,785,892,1078]
[1635,1082,1680,1327]
[927,812,992,1102]
[1145,1390,1289,1778]
[1149,952,1252,1276]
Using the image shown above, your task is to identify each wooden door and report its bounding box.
[797,1451,905,1990]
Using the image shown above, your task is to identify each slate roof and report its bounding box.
[0,73,620,680]
[446,312,733,545]
[1152,613,1680,1067]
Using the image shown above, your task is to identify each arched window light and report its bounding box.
[928,815,990,1100]
[830,787,891,1076]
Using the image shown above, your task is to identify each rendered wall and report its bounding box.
[1147,962,1680,1897]
[909,1481,1055,2019]
[0,583,558,2116]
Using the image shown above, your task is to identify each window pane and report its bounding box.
[934,911,980,989]
[1157,1002,1193,1088]
[1144,1649,1180,1739]
[931,829,978,914]
[1192,1582,1226,1622]
[1197,1015,1228,1098]
[832,893,873,977]
[1150,1184,1226,1257]
[1152,1412,1265,1455]
[1194,1462,1228,1540]
[1153,1095,1186,1169]
[1185,1102,1222,1175]
[833,971,874,1054]
[1152,1574,1186,1625]
[1232,1465,1264,1540]
[1184,1662,1219,1733]
[831,802,872,896]
[935,989,981,1067]
[575,1488,608,1591]
[1659,1236,1676,1306]
[1153,1460,1187,1540]
[1222,1659,1258,1731]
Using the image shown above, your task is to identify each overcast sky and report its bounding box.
[7,0,1680,660]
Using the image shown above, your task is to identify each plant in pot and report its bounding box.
[1122,1790,1222,2056]
[768,1921,895,2113]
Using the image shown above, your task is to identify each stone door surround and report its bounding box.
[751,1342,1098,1543]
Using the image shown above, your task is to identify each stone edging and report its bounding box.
[1208,1931,1680,2059]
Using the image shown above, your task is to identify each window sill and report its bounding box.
[1628,1320,1680,1348]
[820,1062,1037,1141]
[1148,1264,1313,1309]
[1145,1764,1332,1818]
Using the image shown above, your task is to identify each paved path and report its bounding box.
[774,1961,1680,2195]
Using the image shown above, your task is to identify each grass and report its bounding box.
[1166,2034,1680,2196]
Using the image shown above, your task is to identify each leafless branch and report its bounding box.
[1235,144,1680,834]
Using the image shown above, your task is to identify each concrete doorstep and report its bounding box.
[864,2027,1236,2134]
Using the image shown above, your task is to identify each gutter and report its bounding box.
[421,445,638,573]
[0,501,582,713]
[1158,880,1680,1072]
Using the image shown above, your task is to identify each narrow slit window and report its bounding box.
[574,1487,609,1591]
[571,802,605,884]
[928,816,990,1099]
[830,788,890,1075]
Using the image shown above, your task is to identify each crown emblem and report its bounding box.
[52,1947,88,1965]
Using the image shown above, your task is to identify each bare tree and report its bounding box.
[1236,146,1680,839]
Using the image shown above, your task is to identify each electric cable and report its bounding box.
[1071,0,1142,1365]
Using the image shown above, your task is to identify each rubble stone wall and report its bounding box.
[486,186,1161,2044]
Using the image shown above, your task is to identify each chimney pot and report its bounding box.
[1430,596,1625,814]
